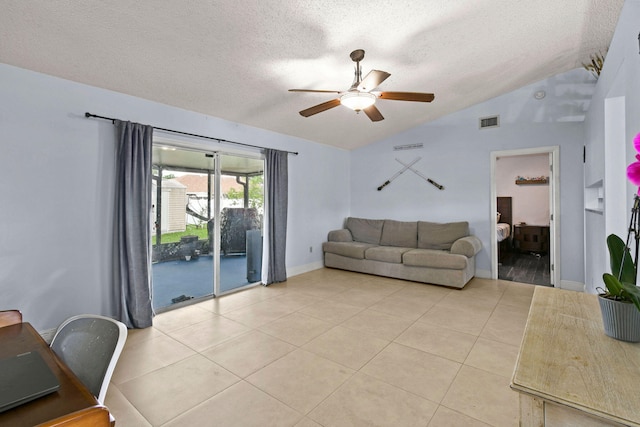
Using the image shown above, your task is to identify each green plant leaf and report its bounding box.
[621,281,640,312]
[603,273,624,297]
[603,275,640,313]
[607,234,636,284]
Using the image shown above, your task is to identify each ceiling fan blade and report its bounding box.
[378,91,435,102]
[363,105,384,122]
[357,70,391,92]
[299,99,341,117]
[289,89,342,94]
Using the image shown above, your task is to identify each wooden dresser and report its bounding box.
[511,286,640,426]
[513,224,549,253]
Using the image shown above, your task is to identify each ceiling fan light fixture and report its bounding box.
[340,91,376,111]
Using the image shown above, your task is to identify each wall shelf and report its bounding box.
[584,179,604,213]
[515,178,548,185]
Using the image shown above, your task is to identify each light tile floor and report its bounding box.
[105,268,535,426]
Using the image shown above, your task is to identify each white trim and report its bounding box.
[475,268,492,279]
[216,281,261,297]
[490,146,560,287]
[287,261,324,278]
[559,280,585,292]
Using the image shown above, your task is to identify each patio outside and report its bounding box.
[151,147,264,311]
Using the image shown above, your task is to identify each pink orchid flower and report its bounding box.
[628,161,640,187]
[629,133,640,194]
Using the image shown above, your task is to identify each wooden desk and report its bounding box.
[0,323,111,427]
[511,287,640,426]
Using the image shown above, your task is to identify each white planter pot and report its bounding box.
[598,295,640,343]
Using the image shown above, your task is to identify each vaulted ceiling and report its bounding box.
[0,1,624,150]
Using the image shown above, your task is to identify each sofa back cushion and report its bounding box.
[346,217,384,244]
[418,221,469,250]
[380,220,418,248]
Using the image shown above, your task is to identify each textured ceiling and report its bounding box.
[0,1,624,150]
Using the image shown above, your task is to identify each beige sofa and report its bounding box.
[323,217,482,288]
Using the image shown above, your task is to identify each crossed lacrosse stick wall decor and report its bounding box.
[377,157,444,191]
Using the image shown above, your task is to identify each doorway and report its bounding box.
[491,146,559,287]
[151,145,264,312]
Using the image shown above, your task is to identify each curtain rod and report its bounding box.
[84,112,299,155]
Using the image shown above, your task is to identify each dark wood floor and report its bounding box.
[498,251,551,286]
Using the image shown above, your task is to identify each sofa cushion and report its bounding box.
[403,248,468,269]
[418,221,469,250]
[328,229,353,242]
[380,220,418,248]
[365,246,413,264]
[323,241,377,259]
[346,217,384,244]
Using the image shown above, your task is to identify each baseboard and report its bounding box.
[287,261,324,278]
[286,265,584,294]
[475,269,492,279]
[559,280,585,292]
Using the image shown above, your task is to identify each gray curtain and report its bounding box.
[265,149,288,284]
[113,120,154,328]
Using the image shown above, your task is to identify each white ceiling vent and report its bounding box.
[479,115,500,129]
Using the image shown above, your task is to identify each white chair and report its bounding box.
[50,314,127,403]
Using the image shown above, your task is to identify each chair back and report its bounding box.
[50,315,127,403]
[0,310,22,328]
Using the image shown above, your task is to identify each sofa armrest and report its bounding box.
[450,235,482,257]
[328,229,353,242]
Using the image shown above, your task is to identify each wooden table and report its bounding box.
[0,322,111,427]
[511,286,640,426]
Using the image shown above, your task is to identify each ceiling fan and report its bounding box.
[289,49,434,122]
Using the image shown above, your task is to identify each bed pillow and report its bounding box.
[497,212,501,223]
[418,221,469,250]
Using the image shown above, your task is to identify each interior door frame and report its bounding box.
[490,146,560,287]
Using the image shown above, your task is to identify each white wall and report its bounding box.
[5,1,637,330]
[351,70,588,282]
[0,63,350,331]
[583,0,640,294]
[496,154,550,226]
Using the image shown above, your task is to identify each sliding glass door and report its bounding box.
[218,154,264,293]
[151,146,264,312]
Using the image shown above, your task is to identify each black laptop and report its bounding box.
[0,351,60,412]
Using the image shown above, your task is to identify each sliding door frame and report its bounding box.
[152,138,265,307]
